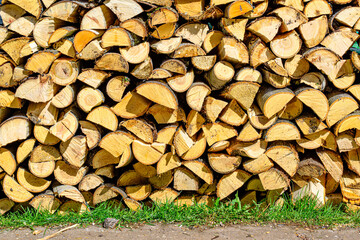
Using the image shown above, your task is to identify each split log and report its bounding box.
[217,170,251,200]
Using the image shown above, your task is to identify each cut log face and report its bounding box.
[87,106,118,131]
[15,75,56,103]
[29,194,61,214]
[208,153,241,174]
[0,116,32,147]
[247,17,281,43]
[136,81,178,109]
[304,0,332,18]
[78,174,104,192]
[222,82,260,110]
[257,86,295,119]
[0,148,17,175]
[271,6,308,32]
[101,27,133,48]
[157,152,181,174]
[264,120,301,142]
[326,93,358,127]
[186,82,211,112]
[3,175,34,203]
[16,168,51,193]
[50,111,78,142]
[132,140,164,165]
[54,161,87,186]
[60,135,88,168]
[259,167,290,190]
[243,154,274,174]
[295,87,329,121]
[270,30,302,59]
[316,149,343,182]
[266,142,299,177]
[299,15,328,48]
[174,167,199,191]
[99,131,134,157]
[217,170,251,200]
[183,160,213,184]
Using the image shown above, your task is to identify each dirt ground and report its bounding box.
[0,224,359,240]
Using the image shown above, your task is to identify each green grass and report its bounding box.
[1,195,360,229]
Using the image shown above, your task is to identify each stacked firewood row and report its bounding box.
[2,0,360,214]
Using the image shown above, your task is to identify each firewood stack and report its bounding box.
[1,0,360,214]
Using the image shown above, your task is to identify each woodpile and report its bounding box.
[1,0,360,214]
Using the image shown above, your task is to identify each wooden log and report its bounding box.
[225,0,253,19]
[181,132,207,160]
[0,116,32,147]
[95,53,128,73]
[15,75,57,103]
[133,162,157,178]
[259,167,290,190]
[264,120,301,142]
[157,152,181,174]
[101,27,133,48]
[149,171,173,189]
[243,154,274,174]
[247,17,281,43]
[147,104,186,124]
[174,167,199,191]
[295,87,329,121]
[183,160,213,184]
[16,168,51,193]
[218,37,249,67]
[304,0,332,18]
[205,61,234,90]
[167,69,194,93]
[222,82,260,110]
[78,174,104,192]
[247,104,277,130]
[220,18,247,41]
[16,138,36,164]
[202,30,224,53]
[270,30,302,59]
[132,140,164,165]
[54,161,87,186]
[99,131,134,157]
[316,149,343,182]
[136,81,178,109]
[217,169,251,200]
[234,67,262,83]
[266,141,299,177]
[175,22,208,46]
[257,86,295,118]
[326,93,358,127]
[202,122,237,146]
[117,170,148,187]
[3,175,34,203]
[29,194,61,214]
[298,15,328,48]
[0,4,26,27]
[27,101,58,126]
[186,82,211,112]
[53,185,85,202]
[271,6,307,32]
[279,97,303,120]
[304,47,344,79]
[208,153,241,174]
[149,188,179,204]
[50,110,78,142]
[0,148,16,175]
[51,85,76,109]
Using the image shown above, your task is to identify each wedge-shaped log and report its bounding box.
[217,170,251,200]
